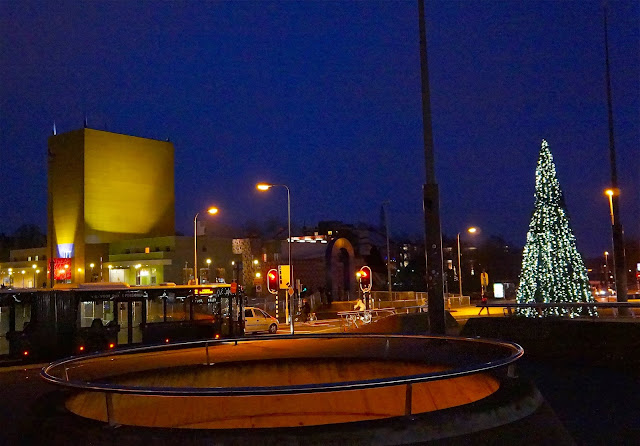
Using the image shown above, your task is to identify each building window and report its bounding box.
[28,256,31,261]
[145,247,150,254]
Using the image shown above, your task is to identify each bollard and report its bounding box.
[206,342,210,366]
[507,364,518,378]
[64,367,69,382]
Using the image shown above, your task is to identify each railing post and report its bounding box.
[405,383,413,418]
[105,393,116,427]
[205,342,210,366]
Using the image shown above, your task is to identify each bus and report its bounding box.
[0,282,244,361]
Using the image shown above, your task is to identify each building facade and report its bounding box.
[47,128,175,284]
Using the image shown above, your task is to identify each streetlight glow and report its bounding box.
[194,206,220,285]
[467,227,477,234]
[256,182,293,333]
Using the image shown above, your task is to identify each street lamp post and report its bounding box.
[457,227,478,298]
[193,207,219,285]
[89,263,95,282]
[32,264,37,288]
[257,183,294,334]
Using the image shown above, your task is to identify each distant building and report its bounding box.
[46,128,176,284]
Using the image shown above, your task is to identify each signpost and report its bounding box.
[480,272,489,297]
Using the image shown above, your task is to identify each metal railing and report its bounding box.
[41,334,523,426]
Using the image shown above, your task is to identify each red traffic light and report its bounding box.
[358,266,372,292]
[267,269,278,294]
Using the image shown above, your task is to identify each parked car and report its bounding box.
[244,307,278,334]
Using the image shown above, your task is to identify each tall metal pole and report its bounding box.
[603,8,628,303]
[193,213,199,285]
[285,185,294,335]
[383,201,392,297]
[457,233,463,298]
[418,0,445,334]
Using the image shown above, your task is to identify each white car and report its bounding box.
[244,307,279,334]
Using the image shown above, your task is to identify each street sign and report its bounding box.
[481,272,489,287]
[255,285,262,293]
[230,282,237,294]
[287,287,294,297]
[278,265,291,289]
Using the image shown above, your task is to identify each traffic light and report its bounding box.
[357,266,372,292]
[267,269,278,294]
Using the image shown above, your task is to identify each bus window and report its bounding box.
[166,295,190,321]
[15,302,31,332]
[146,295,164,322]
[192,298,217,321]
[80,301,115,327]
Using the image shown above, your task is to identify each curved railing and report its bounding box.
[41,334,523,397]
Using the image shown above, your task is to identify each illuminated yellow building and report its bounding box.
[47,128,175,283]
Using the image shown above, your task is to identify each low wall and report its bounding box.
[461,317,640,367]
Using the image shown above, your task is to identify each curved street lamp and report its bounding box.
[257,182,293,334]
[194,207,219,285]
[457,227,478,297]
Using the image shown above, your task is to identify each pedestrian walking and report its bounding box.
[478,295,490,315]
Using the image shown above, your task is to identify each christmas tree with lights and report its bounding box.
[516,140,596,317]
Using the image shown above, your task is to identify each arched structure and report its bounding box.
[325,237,356,301]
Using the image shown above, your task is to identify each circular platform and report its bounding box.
[41,335,522,430]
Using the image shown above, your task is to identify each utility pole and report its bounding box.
[603,7,628,304]
[418,0,445,334]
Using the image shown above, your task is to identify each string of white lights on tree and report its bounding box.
[516,140,596,318]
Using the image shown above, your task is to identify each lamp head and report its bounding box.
[467,227,478,234]
[207,207,219,215]
[256,183,272,191]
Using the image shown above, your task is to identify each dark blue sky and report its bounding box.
[1,1,638,257]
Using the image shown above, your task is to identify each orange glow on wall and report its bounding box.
[53,258,72,280]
